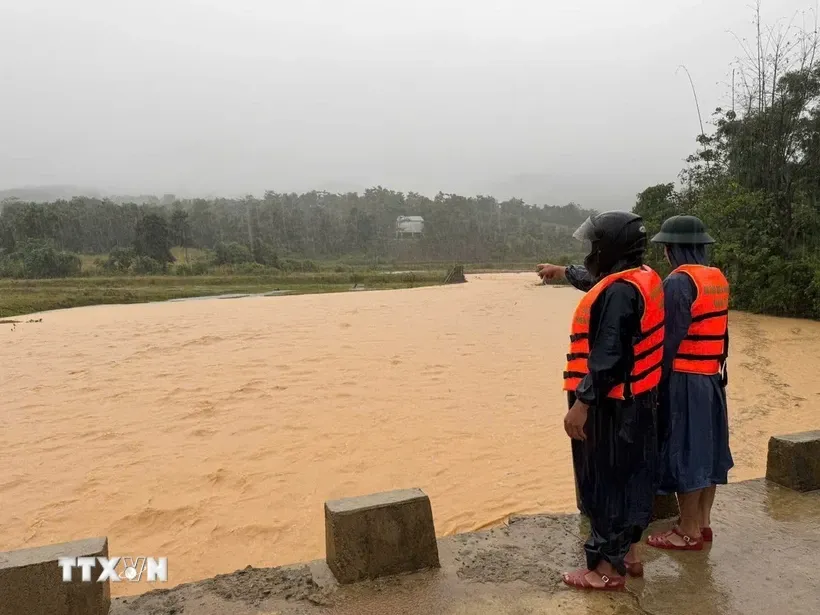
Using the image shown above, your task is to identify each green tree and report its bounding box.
[134,213,174,264]
[170,208,191,261]
[634,4,820,318]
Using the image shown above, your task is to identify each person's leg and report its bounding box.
[576,457,631,586]
[582,516,632,585]
[564,404,630,589]
[699,484,716,530]
[578,398,656,583]
[623,398,658,575]
[624,539,644,577]
[647,488,703,548]
[627,519,646,561]
[568,529,629,588]
[677,490,703,538]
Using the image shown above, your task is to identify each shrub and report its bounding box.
[174,263,194,276]
[214,241,253,265]
[230,262,268,275]
[0,240,82,279]
[132,255,164,275]
[104,247,136,273]
[190,259,211,275]
[252,241,279,267]
[278,258,320,273]
[0,256,23,278]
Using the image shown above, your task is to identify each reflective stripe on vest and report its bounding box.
[562,266,665,400]
[672,264,729,375]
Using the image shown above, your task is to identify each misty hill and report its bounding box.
[0,185,103,203]
[0,186,173,207]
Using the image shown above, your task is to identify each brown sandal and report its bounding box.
[675,518,713,542]
[562,568,626,591]
[647,527,703,551]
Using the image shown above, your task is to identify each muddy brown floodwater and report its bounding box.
[2,273,819,596]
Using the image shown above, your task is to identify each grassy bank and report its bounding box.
[0,270,447,318]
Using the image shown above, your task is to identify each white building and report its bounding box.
[396,215,424,237]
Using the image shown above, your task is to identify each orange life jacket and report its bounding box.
[563,266,665,400]
[671,264,729,375]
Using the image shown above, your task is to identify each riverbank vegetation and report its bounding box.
[0,269,450,318]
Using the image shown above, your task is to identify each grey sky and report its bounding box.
[0,0,815,209]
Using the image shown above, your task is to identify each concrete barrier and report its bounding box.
[0,537,110,615]
[766,430,820,492]
[324,488,440,584]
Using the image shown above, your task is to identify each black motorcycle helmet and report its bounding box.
[573,211,647,278]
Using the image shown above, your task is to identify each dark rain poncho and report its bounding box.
[657,245,734,494]
[564,262,658,575]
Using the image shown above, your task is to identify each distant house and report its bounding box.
[396,215,424,238]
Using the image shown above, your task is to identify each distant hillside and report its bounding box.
[0,185,103,203]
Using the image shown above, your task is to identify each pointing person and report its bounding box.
[556,211,664,590]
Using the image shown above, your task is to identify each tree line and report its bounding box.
[634,5,820,319]
[0,189,593,277]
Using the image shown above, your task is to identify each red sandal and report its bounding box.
[625,560,644,577]
[647,527,703,551]
[674,518,714,542]
[562,568,625,591]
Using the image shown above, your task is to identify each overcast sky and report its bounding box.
[0,0,816,208]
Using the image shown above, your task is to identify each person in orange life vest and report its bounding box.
[645,215,733,551]
[551,211,664,591]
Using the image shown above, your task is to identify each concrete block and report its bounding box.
[651,493,680,521]
[0,537,110,615]
[325,488,440,584]
[766,431,820,492]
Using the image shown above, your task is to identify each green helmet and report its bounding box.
[650,215,715,245]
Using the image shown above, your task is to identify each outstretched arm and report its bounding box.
[565,265,595,292]
[536,263,595,292]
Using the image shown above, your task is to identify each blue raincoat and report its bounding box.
[657,245,734,494]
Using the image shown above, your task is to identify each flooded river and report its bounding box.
[2,273,819,596]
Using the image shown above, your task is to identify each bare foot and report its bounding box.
[624,544,643,576]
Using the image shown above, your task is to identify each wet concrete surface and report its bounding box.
[111,479,820,615]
